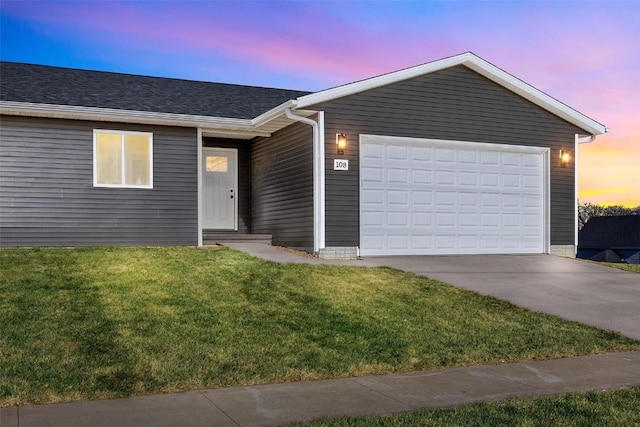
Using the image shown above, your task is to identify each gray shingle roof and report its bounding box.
[0,62,311,119]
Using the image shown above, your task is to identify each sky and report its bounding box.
[1,1,638,207]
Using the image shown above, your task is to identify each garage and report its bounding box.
[359,135,548,256]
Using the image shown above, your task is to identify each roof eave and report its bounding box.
[462,56,608,136]
[0,101,272,137]
[294,52,608,136]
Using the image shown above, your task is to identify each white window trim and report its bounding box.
[93,129,153,189]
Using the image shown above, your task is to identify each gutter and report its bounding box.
[0,101,271,136]
[284,107,325,254]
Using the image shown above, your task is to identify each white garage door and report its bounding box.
[360,135,548,256]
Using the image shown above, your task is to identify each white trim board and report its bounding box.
[201,147,239,231]
[295,52,608,136]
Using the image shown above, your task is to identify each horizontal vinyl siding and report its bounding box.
[0,115,197,246]
[251,122,313,250]
[203,137,251,234]
[309,66,581,247]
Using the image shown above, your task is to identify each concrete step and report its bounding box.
[203,233,272,246]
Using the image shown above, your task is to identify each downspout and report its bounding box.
[574,133,598,254]
[285,107,325,254]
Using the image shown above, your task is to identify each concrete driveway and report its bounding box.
[365,255,640,340]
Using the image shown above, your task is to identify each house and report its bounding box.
[578,216,640,264]
[0,52,608,258]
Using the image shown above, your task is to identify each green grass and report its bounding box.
[1,247,638,406]
[295,386,640,426]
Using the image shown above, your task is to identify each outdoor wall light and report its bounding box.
[336,133,347,155]
[559,149,571,168]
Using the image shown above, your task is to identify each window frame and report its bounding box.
[93,129,154,189]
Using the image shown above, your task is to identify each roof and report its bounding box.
[0,62,309,120]
[0,52,608,137]
[579,216,640,249]
[296,52,608,136]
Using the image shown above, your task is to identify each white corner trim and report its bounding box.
[544,147,551,254]
[197,128,203,247]
[574,134,579,253]
[295,52,608,136]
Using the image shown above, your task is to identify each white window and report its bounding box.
[93,130,153,188]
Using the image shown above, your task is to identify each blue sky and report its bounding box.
[2,1,639,205]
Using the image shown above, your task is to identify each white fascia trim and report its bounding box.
[201,129,271,139]
[0,101,261,133]
[252,100,297,126]
[295,52,608,136]
[463,57,608,136]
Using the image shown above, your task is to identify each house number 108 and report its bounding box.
[334,159,349,171]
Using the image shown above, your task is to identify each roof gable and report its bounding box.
[294,52,608,135]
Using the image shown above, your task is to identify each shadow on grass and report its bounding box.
[237,265,409,371]
[0,249,141,403]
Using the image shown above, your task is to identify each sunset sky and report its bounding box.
[2,1,638,207]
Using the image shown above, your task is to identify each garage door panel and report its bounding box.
[361,143,384,159]
[459,171,479,186]
[411,212,432,226]
[458,150,478,164]
[361,166,384,182]
[435,170,455,185]
[411,170,432,185]
[360,136,547,256]
[436,148,455,162]
[411,190,433,205]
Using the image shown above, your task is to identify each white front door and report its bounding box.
[203,148,237,230]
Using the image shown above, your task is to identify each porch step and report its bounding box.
[203,233,272,246]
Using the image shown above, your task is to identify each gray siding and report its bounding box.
[0,115,198,246]
[251,122,313,250]
[203,137,251,234]
[309,65,582,247]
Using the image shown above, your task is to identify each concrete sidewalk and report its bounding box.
[3,351,640,427]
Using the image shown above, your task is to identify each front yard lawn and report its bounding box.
[1,247,638,406]
[295,386,640,426]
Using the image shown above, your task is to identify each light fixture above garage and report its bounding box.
[560,149,571,168]
[336,133,347,155]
